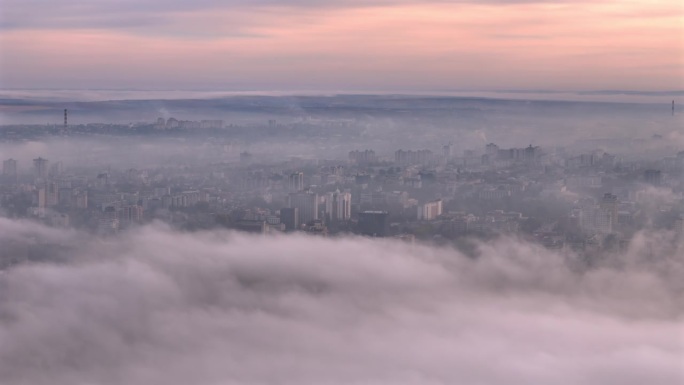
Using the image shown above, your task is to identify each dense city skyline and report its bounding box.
[1,2,683,384]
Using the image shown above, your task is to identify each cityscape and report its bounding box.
[0,0,682,384]
[2,102,683,261]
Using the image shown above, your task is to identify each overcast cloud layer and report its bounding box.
[0,0,681,90]
[0,218,682,384]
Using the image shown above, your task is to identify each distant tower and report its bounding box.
[673,100,675,116]
[325,190,351,222]
[288,172,304,192]
[599,193,619,233]
[3,158,17,178]
[442,142,453,159]
[63,109,68,134]
[288,191,318,225]
[33,157,49,178]
[644,169,662,186]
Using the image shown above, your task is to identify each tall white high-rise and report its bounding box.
[288,191,318,225]
[325,190,351,222]
[418,199,443,221]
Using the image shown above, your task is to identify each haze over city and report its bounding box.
[0,1,683,385]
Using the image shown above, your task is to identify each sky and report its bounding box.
[0,218,682,385]
[0,0,683,92]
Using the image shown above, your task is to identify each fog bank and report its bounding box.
[0,219,682,385]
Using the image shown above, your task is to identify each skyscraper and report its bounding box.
[33,187,46,208]
[325,190,352,222]
[288,191,318,225]
[358,211,389,237]
[46,181,59,207]
[417,199,443,221]
[3,158,17,177]
[33,157,49,178]
[644,169,662,186]
[280,207,300,231]
[598,193,619,233]
[289,172,304,192]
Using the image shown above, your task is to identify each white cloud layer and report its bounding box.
[0,218,682,384]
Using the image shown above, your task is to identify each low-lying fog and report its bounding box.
[0,94,682,167]
[0,219,681,385]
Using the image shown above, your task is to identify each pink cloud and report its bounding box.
[0,1,681,90]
